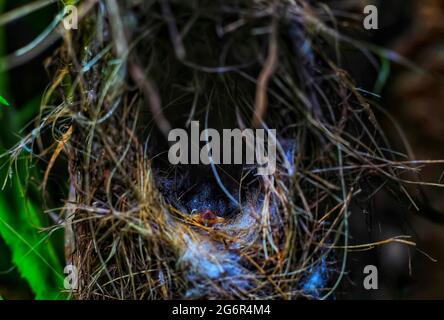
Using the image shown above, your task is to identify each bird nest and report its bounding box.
[13,0,423,299]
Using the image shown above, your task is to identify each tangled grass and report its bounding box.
[6,0,438,299]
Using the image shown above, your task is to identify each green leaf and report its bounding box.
[0,95,8,106]
[0,174,65,299]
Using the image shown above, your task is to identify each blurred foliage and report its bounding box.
[0,0,64,300]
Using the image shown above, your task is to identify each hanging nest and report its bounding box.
[14,0,425,299]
